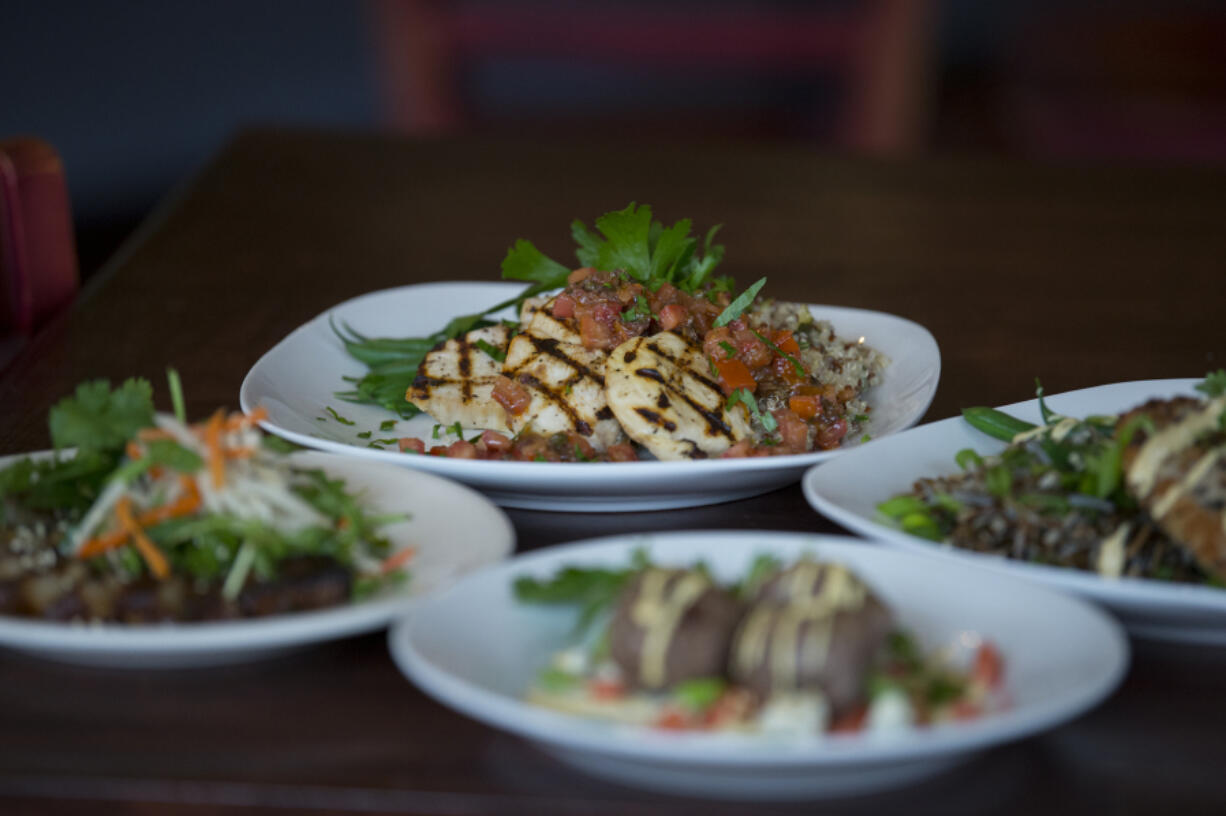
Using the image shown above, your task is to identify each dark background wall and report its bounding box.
[3,1,1223,278]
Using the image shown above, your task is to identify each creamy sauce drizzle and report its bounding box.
[1011,416,1079,445]
[631,569,710,688]
[1127,397,1226,500]
[734,562,868,691]
[1096,524,1130,578]
[1152,448,1223,520]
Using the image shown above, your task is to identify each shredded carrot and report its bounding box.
[78,528,129,558]
[115,496,170,580]
[225,405,268,431]
[223,446,256,459]
[204,409,226,489]
[380,546,417,574]
[125,440,144,461]
[78,477,202,559]
[136,428,174,442]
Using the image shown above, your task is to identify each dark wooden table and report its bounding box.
[1,129,1224,815]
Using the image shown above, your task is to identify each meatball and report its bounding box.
[729,560,892,713]
[608,567,743,690]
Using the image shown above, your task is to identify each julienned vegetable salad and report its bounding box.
[878,373,1226,585]
[514,553,1005,736]
[335,204,887,462]
[0,374,412,623]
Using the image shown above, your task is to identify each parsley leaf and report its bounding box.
[49,379,154,455]
[500,239,572,289]
[1195,369,1226,398]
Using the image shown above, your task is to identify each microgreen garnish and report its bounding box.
[166,368,187,424]
[474,338,506,362]
[1035,378,1055,425]
[714,277,766,328]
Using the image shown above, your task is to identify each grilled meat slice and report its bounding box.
[605,332,751,460]
[1120,395,1226,579]
[407,324,512,433]
[500,333,624,450]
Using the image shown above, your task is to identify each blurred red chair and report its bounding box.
[0,137,79,345]
[371,0,935,154]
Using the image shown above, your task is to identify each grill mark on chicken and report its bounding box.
[646,340,723,395]
[632,367,734,439]
[635,408,677,431]
[457,336,473,402]
[511,367,592,438]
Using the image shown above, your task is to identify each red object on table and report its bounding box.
[0,137,79,336]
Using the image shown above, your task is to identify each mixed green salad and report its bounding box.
[878,373,1226,584]
[0,373,412,623]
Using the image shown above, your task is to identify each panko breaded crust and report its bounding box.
[1120,395,1226,579]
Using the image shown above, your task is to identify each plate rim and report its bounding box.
[388,529,1129,768]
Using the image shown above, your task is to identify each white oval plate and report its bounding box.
[387,530,1126,800]
[239,282,940,511]
[0,451,513,668]
[803,378,1226,644]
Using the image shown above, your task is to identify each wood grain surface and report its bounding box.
[1,129,1224,814]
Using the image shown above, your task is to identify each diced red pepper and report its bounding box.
[771,329,800,355]
[657,303,687,331]
[492,375,532,416]
[972,643,1005,690]
[714,358,756,394]
[551,293,576,319]
[398,437,425,454]
[588,678,626,700]
[653,708,690,730]
[788,394,821,419]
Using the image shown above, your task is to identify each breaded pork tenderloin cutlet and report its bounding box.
[500,333,624,451]
[1120,395,1226,579]
[407,324,512,433]
[605,332,752,461]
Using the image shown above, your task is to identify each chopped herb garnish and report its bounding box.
[474,338,506,362]
[379,419,398,432]
[752,330,805,377]
[726,387,777,433]
[357,431,372,439]
[718,341,737,357]
[714,277,766,328]
[324,406,355,426]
